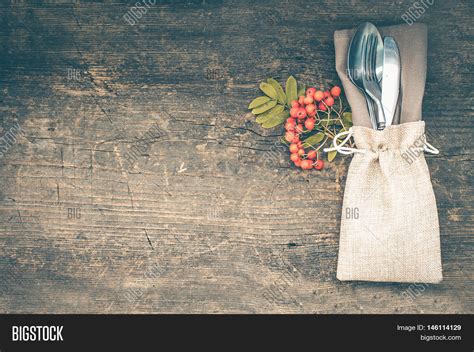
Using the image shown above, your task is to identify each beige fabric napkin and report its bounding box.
[334,23,428,127]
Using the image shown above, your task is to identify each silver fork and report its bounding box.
[363,35,386,130]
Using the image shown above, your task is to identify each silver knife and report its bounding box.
[381,37,401,127]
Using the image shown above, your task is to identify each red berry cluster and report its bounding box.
[285,86,341,170]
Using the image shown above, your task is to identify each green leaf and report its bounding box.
[252,100,278,114]
[328,150,337,162]
[267,78,286,104]
[255,105,285,123]
[297,85,306,98]
[285,76,297,105]
[261,110,290,128]
[342,111,353,128]
[302,132,325,148]
[248,96,271,109]
[259,82,278,100]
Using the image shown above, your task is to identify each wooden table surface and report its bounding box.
[0,0,472,313]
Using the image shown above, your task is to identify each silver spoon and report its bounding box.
[347,23,377,129]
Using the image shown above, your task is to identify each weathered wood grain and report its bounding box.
[0,0,472,313]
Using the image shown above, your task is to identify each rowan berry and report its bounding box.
[314,90,324,101]
[304,118,315,131]
[285,131,295,142]
[314,159,324,170]
[306,87,316,96]
[296,108,307,120]
[303,95,314,105]
[301,159,313,170]
[305,103,316,115]
[289,143,299,154]
[285,122,295,131]
[325,96,335,107]
[290,107,299,118]
[307,150,317,159]
[330,86,341,97]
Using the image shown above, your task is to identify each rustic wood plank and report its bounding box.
[0,0,472,313]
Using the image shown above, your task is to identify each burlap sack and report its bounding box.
[336,121,442,283]
[333,23,442,283]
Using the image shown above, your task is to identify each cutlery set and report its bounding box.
[335,22,443,284]
[347,23,401,130]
